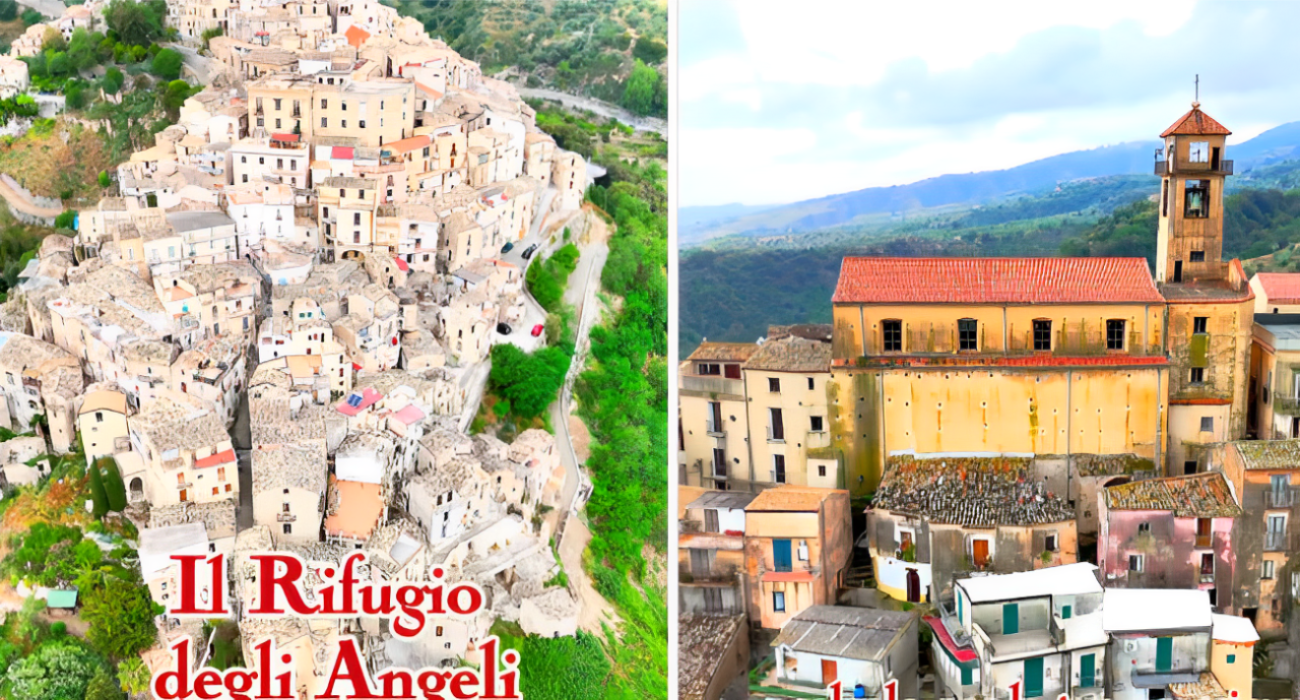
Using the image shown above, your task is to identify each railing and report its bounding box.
[1268,488,1300,509]
[807,431,831,449]
[681,375,744,396]
[1155,159,1233,176]
[704,422,724,437]
[1274,395,1300,416]
[766,428,785,443]
[1200,573,1215,584]
[680,563,741,584]
[277,512,296,522]
[177,481,193,490]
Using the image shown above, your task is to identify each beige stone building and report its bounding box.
[78,387,131,466]
[317,175,380,258]
[248,72,415,148]
[742,328,835,491]
[679,342,757,490]
[130,393,236,507]
[253,440,328,544]
[0,332,84,453]
[552,149,586,212]
[231,133,311,189]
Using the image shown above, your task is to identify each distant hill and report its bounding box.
[684,121,1300,245]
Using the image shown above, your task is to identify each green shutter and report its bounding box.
[1227,654,1236,664]
[961,664,972,686]
[1024,657,1044,698]
[1156,637,1173,672]
[1080,653,1095,688]
[1062,605,1072,620]
[1003,603,1019,635]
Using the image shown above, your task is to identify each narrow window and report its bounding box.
[1193,316,1208,334]
[882,319,902,352]
[1106,320,1126,350]
[1185,179,1210,218]
[958,318,978,351]
[768,377,780,393]
[1191,367,1206,384]
[1032,319,1052,351]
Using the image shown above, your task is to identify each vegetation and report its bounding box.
[487,343,571,421]
[390,0,667,117]
[526,242,580,312]
[492,622,611,700]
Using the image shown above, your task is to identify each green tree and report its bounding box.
[0,0,18,22]
[20,8,42,26]
[85,665,125,700]
[116,657,151,695]
[41,26,65,53]
[100,457,126,512]
[54,210,75,228]
[631,37,667,64]
[104,0,165,47]
[98,170,111,188]
[4,641,101,700]
[161,79,193,119]
[621,59,660,116]
[82,577,157,659]
[102,66,123,94]
[150,47,182,80]
[87,461,109,517]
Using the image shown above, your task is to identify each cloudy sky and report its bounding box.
[678,1,1300,208]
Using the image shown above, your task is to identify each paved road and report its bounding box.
[516,87,665,135]
[0,177,62,221]
[171,44,227,86]
[17,0,63,19]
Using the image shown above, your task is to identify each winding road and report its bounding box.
[516,87,666,135]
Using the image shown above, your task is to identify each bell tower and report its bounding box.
[1154,101,1233,284]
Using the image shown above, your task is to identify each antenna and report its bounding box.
[1195,74,1200,105]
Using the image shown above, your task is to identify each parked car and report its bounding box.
[497,323,512,335]
[531,324,544,337]
[501,241,514,254]
[522,244,538,259]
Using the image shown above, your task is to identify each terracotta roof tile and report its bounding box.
[746,485,843,512]
[686,341,759,363]
[1254,273,1300,305]
[1232,438,1300,471]
[744,335,831,373]
[1103,472,1240,517]
[1160,106,1232,138]
[832,257,1163,305]
[874,455,1073,526]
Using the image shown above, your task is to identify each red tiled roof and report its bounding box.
[386,135,430,153]
[1254,273,1300,305]
[925,616,977,663]
[415,82,444,99]
[833,257,1163,305]
[195,449,236,469]
[393,256,409,272]
[331,146,354,160]
[344,24,370,48]
[1161,106,1232,138]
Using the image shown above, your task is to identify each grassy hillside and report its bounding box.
[386,0,667,117]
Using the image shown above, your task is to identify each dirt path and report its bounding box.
[559,515,618,633]
[0,176,62,219]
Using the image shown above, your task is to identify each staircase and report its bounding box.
[846,550,875,588]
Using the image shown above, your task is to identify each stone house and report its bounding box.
[679,490,754,617]
[1098,472,1241,611]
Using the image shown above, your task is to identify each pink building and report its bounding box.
[1098,472,1241,612]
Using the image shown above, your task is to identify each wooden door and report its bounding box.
[972,539,989,568]
[821,659,837,686]
[906,569,920,603]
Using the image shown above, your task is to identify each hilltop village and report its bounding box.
[679,106,1300,700]
[0,0,605,692]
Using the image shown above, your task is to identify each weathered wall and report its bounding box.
[1098,506,1236,610]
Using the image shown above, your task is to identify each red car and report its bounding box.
[531,324,544,337]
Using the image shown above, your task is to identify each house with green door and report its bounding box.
[1103,588,1214,700]
[933,563,1109,700]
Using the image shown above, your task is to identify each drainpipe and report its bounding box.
[1066,370,1073,462]
[1156,370,1164,475]
[743,371,756,492]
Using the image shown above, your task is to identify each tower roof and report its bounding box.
[1161,104,1231,138]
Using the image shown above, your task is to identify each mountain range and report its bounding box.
[681,120,1300,246]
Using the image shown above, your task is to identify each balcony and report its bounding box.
[277,512,296,523]
[176,481,193,490]
[1265,532,1299,551]
[806,430,831,449]
[766,428,785,444]
[680,562,741,585]
[1200,573,1215,584]
[1267,488,1300,509]
[681,375,744,398]
[704,423,725,438]
[1154,159,1233,177]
